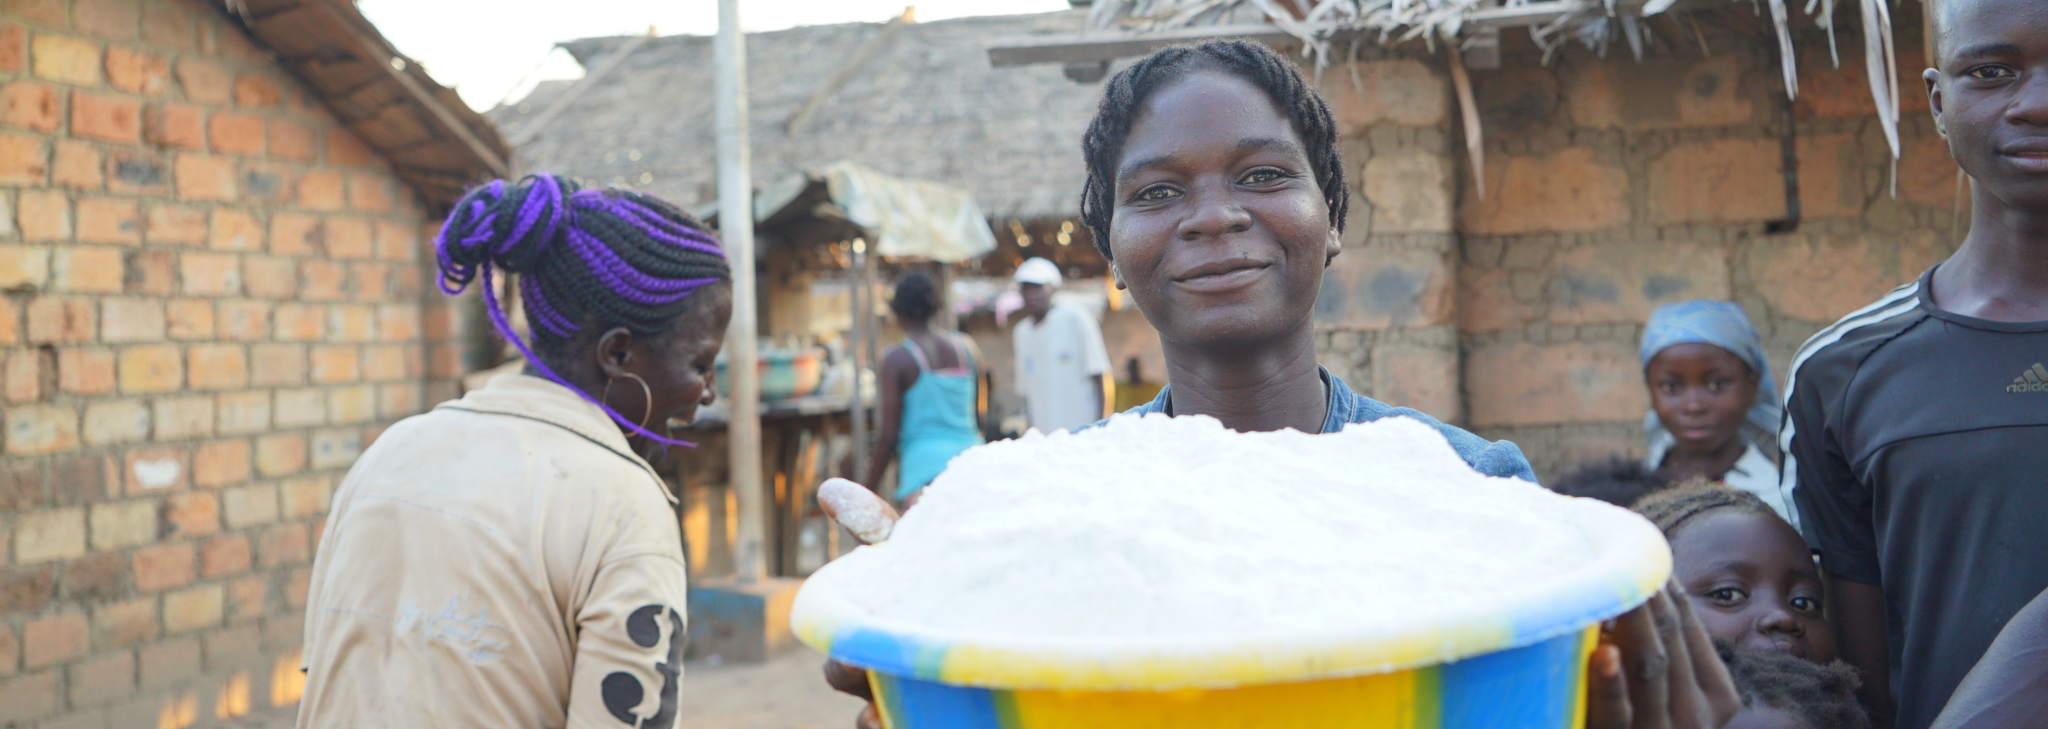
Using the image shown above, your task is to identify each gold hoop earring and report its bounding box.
[603,372,654,429]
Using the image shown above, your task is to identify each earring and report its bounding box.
[1111,264,1127,290]
[603,372,654,429]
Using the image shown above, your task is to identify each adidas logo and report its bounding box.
[2011,363,2048,393]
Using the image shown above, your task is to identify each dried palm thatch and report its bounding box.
[1087,0,1906,171]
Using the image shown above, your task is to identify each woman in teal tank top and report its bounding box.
[865,273,983,505]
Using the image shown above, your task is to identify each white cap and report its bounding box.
[1013,257,1063,288]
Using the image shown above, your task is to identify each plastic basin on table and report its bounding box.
[790,497,1671,728]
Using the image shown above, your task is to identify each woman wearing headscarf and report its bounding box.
[1640,300,1793,527]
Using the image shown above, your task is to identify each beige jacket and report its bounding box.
[298,374,689,729]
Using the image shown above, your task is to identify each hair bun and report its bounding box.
[435,174,575,294]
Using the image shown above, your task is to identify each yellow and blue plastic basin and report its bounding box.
[791,499,1670,728]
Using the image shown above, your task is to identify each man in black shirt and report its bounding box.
[1783,0,2048,727]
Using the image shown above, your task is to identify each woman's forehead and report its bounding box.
[1120,71,1302,169]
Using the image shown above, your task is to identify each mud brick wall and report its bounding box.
[0,1,462,726]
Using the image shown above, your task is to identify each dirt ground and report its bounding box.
[231,646,865,729]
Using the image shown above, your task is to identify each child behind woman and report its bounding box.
[1717,642,1871,729]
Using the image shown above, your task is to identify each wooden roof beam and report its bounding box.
[303,1,509,177]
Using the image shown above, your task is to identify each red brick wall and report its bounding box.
[0,1,458,725]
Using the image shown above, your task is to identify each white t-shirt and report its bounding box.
[1011,302,1111,432]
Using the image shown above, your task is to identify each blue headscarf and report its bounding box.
[1640,301,1781,443]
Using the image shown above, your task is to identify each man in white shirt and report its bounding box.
[1010,258,1111,432]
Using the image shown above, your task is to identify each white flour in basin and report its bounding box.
[822,413,1599,639]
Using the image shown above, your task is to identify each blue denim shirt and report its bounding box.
[1120,368,1537,482]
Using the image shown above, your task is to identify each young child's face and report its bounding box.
[1107,71,1340,350]
[1644,343,1758,455]
[1928,0,2048,211]
[1669,510,1836,663]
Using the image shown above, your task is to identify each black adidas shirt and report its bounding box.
[1784,266,2048,729]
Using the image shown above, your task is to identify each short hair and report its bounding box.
[1549,457,1673,507]
[890,271,940,322]
[1078,40,1347,260]
[1632,480,1779,537]
[436,174,732,444]
[1716,641,1873,729]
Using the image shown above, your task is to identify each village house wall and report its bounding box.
[0,1,466,725]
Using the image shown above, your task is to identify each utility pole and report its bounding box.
[716,0,764,585]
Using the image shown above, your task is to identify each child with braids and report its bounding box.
[826,40,1738,729]
[298,175,731,729]
[1635,483,1837,665]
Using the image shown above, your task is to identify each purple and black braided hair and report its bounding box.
[436,174,731,447]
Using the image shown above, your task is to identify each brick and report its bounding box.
[272,303,321,341]
[221,483,277,527]
[22,613,86,668]
[1315,59,1445,128]
[89,498,155,549]
[0,565,54,614]
[47,453,114,505]
[0,670,59,723]
[0,297,15,345]
[1460,147,1629,235]
[232,73,279,108]
[0,23,20,72]
[240,255,293,298]
[5,404,78,455]
[105,149,165,195]
[216,300,267,341]
[375,303,419,341]
[252,434,303,477]
[310,427,361,470]
[143,203,204,244]
[273,388,323,427]
[165,298,211,339]
[198,535,247,579]
[148,395,210,439]
[278,476,329,518]
[429,342,460,378]
[143,103,203,149]
[32,34,101,86]
[0,81,58,132]
[203,623,260,672]
[239,162,289,203]
[121,445,184,493]
[328,303,373,341]
[227,575,264,619]
[1750,236,1897,323]
[206,208,261,250]
[0,133,46,187]
[162,584,220,633]
[68,648,136,706]
[257,522,306,567]
[1359,149,1451,236]
[105,46,166,96]
[309,344,357,384]
[374,220,416,261]
[173,152,234,200]
[0,623,14,675]
[74,0,139,38]
[262,613,301,655]
[131,541,194,592]
[1312,246,1452,329]
[54,349,112,397]
[267,212,319,255]
[1567,56,1754,130]
[326,128,373,167]
[178,251,239,295]
[190,439,249,487]
[59,551,124,602]
[267,119,314,162]
[0,244,50,288]
[54,247,124,292]
[1647,138,1785,225]
[122,249,174,294]
[300,259,345,300]
[173,58,228,104]
[93,597,158,646]
[139,0,193,48]
[1899,133,1961,209]
[18,189,70,241]
[159,490,217,541]
[287,566,311,607]
[138,637,197,691]
[1466,341,1645,428]
[28,297,95,343]
[360,344,404,382]
[248,343,301,386]
[1548,241,1731,326]
[327,384,373,424]
[347,174,390,212]
[81,399,148,444]
[3,347,41,402]
[324,216,371,259]
[350,261,388,300]
[53,140,104,189]
[186,343,244,390]
[72,91,142,142]
[215,391,268,434]
[116,343,178,392]
[206,111,262,156]
[296,170,343,210]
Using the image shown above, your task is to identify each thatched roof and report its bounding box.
[493,11,1102,223]
[227,0,512,207]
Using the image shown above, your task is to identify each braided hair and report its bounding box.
[889,272,940,323]
[436,174,732,447]
[1632,480,1778,537]
[1078,40,1348,260]
[1715,641,1872,729]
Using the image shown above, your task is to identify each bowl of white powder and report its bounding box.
[792,414,1671,728]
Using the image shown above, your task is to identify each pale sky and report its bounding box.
[358,0,1072,112]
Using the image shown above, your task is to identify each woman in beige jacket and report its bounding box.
[297,175,730,729]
